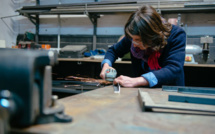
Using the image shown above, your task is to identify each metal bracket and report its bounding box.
[87,13,100,50]
[26,14,38,26]
[88,13,100,26]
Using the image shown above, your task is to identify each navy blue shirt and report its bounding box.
[102,25,186,87]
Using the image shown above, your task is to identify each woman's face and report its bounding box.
[131,35,148,50]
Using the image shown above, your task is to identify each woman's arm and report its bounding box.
[100,37,131,79]
[114,75,149,87]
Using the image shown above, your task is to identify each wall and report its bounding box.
[0,0,18,47]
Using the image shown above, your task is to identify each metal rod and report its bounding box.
[184,2,215,7]
[93,15,97,50]
[36,0,40,6]
[169,95,215,106]
[0,15,20,34]
[88,13,98,50]
[57,15,61,53]
[35,15,39,44]
[178,87,215,96]
[0,15,20,19]
[162,85,215,96]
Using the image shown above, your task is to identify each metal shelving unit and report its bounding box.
[16,0,215,50]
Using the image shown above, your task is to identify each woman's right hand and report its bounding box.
[100,63,115,80]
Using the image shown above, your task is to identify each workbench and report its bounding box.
[54,58,215,87]
[58,58,215,67]
[16,86,215,134]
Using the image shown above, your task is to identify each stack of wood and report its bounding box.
[65,76,112,85]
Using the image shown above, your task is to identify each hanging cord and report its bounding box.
[1,15,20,34]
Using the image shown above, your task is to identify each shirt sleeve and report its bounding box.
[101,59,112,68]
[142,72,158,87]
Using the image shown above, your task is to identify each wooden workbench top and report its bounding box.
[58,58,215,67]
[18,86,215,134]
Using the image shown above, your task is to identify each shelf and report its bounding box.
[16,0,215,54]
[17,1,215,16]
[57,58,215,67]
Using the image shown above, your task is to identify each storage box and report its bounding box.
[59,45,87,58]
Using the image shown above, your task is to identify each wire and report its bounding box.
[1,15,21,34]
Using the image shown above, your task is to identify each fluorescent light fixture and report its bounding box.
[39,15,88,18]
[39,14,104,19]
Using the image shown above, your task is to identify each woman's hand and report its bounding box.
[100,63,115,80]
[113,75,149,87]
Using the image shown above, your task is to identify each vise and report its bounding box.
[0,48,72,131]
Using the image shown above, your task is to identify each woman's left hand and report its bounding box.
[113,75,149,88]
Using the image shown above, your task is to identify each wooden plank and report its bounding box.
[138,89,155,111]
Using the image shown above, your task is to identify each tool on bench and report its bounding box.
[105,68,120,93]
[0,49,72,133]
[138,89,215,114]
[162,85,215,105]
[162,85,215,96]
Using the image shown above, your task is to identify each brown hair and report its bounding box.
[125,5,172,51]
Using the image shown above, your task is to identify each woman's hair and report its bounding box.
[125,5,172,51]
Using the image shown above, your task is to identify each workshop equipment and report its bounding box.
[201,36,213,61]
[105,68,120,93]
[59,45,87,58]
[105,68,117,82]
[138,89,215,114]
[41,44,51,50]
[0,95,10,134]
[185,45,202,64]
[0,49,72,131]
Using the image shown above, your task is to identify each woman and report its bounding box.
[100,5,186,88]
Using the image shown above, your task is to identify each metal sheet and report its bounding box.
[138,89,215,113]
[162,85,215,96]
[169,95,215,106]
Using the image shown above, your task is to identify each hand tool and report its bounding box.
[105,68,117,82]
[105,68,120,93]
[0,49,72,130]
